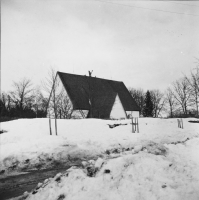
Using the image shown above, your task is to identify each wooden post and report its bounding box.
[137,117,139,133]
[132,118,134,133]
[49,116,52,135]
[132,117,139,133]
[135,118,137,131]
[177,119,183,129]
[55,114,57,136]
[54,97,58,136]
[181,118,183,129]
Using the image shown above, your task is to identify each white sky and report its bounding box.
[1,0,199,92]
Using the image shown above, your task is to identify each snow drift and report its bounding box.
[1,118,199,199]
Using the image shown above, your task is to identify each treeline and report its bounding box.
[0,78,48,121]
[129,65,199,118]
[1,63,199,121]
[0,68,72,122]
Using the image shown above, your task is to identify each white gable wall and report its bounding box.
[110,94,127,119]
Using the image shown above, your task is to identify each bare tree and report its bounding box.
[56,87,73,119]
[9,78,34,117]
[171,77,192,115]
[0,92,10,116]
[42,68,59,135]
[184,68,199,116]
[129,88,145,115]
[32,87,48,118]
[150,89,165,118]
[44,68,73,120]
[164,87,178,118]
[42,68,57,96]
[43,68,59,118]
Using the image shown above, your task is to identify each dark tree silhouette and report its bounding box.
[143,90,153,117]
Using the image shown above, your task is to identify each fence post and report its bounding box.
[177,119,180,128]
[132,117,139,133]
[55,115,57,136]
[132,118,135,133]
[137,117,139,133]
[177,118,183,129]
[135,118,137,132]
[181,118,183,129]
[49,117,52,135]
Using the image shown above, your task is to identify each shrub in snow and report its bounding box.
[86,165,96,177]
[110,148,123,154]
[57,194,65,200]
[145,142,167,156]
[105,150,110,155]
[81,158,105,177]
[104,169,111,174]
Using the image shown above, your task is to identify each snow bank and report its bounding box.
[23,139,199,200]
[1,118,199,199]
[0,118,198,175]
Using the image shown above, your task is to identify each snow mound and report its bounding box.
[23,150,199,200]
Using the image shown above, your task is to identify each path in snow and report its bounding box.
[0,168,68,200]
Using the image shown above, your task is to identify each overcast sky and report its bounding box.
[2,0,199,93]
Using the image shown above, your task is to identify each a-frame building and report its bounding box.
[47,71,140,119]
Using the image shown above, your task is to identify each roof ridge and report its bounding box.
[57,71,123,83]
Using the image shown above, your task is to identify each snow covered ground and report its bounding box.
[1,118,199,199]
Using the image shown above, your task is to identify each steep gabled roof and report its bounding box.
[58,71,140,118]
